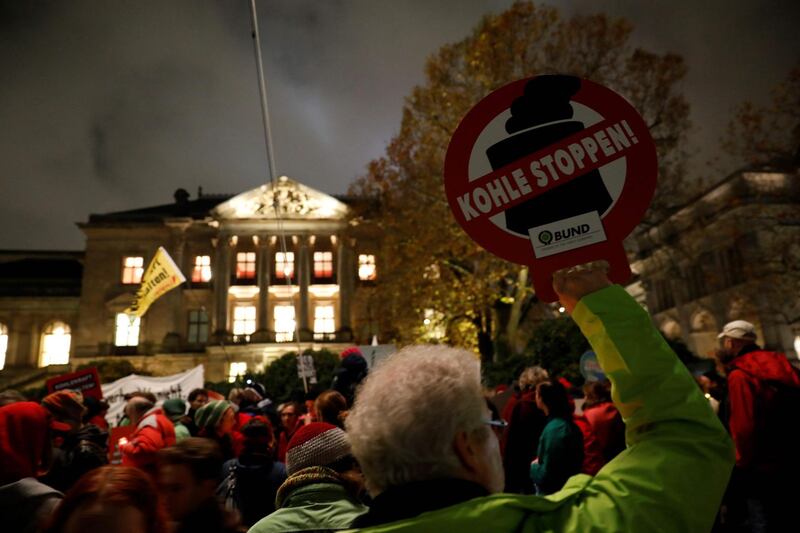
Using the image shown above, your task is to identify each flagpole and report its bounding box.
[248,0,308,394]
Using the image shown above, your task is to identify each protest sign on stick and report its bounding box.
[444,75,657,301]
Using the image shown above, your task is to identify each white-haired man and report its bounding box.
[347,265,734,532]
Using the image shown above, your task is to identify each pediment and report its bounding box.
[212,176,349,221]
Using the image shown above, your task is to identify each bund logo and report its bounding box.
[538,230,553,245]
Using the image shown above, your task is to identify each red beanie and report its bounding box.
[42,390,86,428]
[339,346,362,360]
[285,422,351,475]
[0,402,51,483]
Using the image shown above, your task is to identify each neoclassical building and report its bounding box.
[0,177,381,385]
[629,166,800,360]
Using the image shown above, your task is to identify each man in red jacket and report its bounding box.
[120,397,176,475]
[718,319,800,530]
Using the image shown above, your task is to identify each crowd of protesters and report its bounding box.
[1,266,796,531]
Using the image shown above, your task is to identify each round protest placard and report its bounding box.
[443,75,657,301]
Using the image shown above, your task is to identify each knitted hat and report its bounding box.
[42,390,86,428]
[162,398,187,421]
[285,422,351,475]
[194,400,231,430]
[339,346,363,360]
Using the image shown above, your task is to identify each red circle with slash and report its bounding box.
[443,75,657,302]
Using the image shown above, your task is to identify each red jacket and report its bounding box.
[582,401,626,463]
[727,348,800,471]
[120,407,176,473]
[573,414,606,475]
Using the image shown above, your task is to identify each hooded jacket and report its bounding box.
[350,286,734,533]
[120,407,176,472]
[0,402,63,533]
[727,346,800,471]
[248,466,367,533]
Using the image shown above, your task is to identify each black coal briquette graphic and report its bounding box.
[485,75,613,236]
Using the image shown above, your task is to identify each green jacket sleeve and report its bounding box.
[559,285,734,532]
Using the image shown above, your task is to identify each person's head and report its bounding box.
[0,389,26,407]
[227,388,244,406]
[279,401,302,433]
[125,391,158,404]
[42,390,87,432]
[187,388,209,412]
[162,398,187,424]
[535,381,572,419]
[82,396,109,423]
[0,402,54,484]
[582,379,612,408]
[314,390,348,428]
[194,400,235,437]
[42,466,168,533]
[157,438,223,521]
[518,366,549,392]
[717,320,758,363]
[240,418,275,458]
[125,397,154,427]
[346,345,504,496]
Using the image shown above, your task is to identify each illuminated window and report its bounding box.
[122,256,144,284]
[187,310,209,343]
[40,321,71,366]
[358,254,376,281]
[236,252,256,280]
[274,305,296,342]
[233,306,256,341]
[228,362,247,383]
[275,252,295,280]
[115,314,140,347]
[313,251,334,279]
[191,255,212,283]
[313,305,335,340]
[0,323,7,371]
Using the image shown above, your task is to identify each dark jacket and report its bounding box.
[351,478,487,529]
[0,478,62,533]
[175,496,241,533]
[502,390,548,493]
[530,416,584,494]
[222,454,286,527]
[727,346,800,473]
[41,423,109,492]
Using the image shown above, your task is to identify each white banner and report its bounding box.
[101,365,205,426]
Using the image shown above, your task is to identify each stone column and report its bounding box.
[212,234,232,340]
[337,238,354,331]
[164,220,191,350]
[254,235,271,342]
[297,237,311,337]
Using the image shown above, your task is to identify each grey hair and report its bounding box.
[518,366,549,390]
[345,345,486,495]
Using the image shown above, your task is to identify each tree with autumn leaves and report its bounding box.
[349,2,694,362]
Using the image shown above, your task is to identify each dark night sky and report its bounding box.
[1,0,798,250]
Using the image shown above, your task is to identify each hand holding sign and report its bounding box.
[444,75,657,301]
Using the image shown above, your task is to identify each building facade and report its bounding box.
[0,177,381,384]
[629,167,800,360]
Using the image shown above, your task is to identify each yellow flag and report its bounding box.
[124,246,186,317]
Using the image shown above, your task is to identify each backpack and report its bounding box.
[730,364,800,471]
